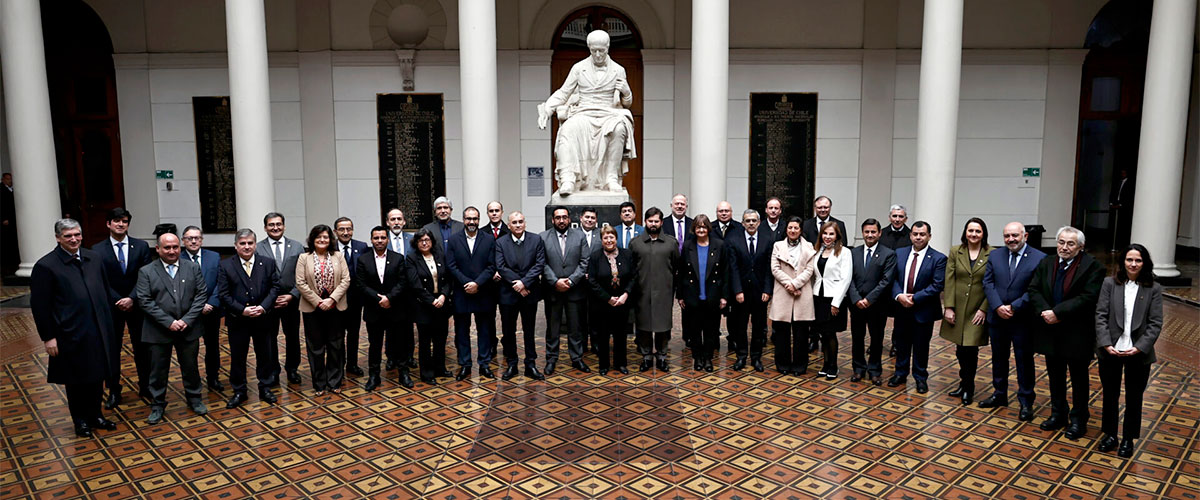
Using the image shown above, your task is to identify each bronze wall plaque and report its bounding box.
[377,93,446,229]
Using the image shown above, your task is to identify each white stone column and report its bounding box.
[912,0,963,251]
[225,0,276,229]
[458,0,499,209]
[0,0,63,277]
[689,0,729,218]
[1129,0,1196,278]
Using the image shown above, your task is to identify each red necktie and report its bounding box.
[493,226,500,239]
[906,251,919,293]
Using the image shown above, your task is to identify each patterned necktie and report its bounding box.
[116,242,126,272]
[273,241,283,270]
[560,233,567,258]
[676,220,684,253]
[243,260,253,277]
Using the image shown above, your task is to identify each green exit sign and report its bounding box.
[156,170,174,179]
[1022,167,1040,177]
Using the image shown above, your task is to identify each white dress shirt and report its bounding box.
[861,243,879,267]
[466,232,477,253]
[374,251,388,282]
[899,247,926,296]
[1116,281,1139,351]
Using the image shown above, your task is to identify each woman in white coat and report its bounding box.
[810,221,853,379]
[769,216,817,375]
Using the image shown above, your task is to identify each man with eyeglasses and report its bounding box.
[181,226,225,391]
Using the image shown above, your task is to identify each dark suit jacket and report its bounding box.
[676,238,736,308]
[1095,277,1163,364]
[356,250,407,324]
[982,244,1047,324]
[725,228,774,299]
[256,236,304,299]
[92,236,154,300]
[762,220,787,243]
[494,233,545,305]
[879,224,911,250]
[1028,253,1105,359]
[406,252,452,324]
[186,249,222,310]
[586,247,636,320]
[802,217,848,247]
[422,219,466,252]
[616,223,645,249]
[136,259,208,343]
[663,215,694,244]
[337,239,370,304]
[31,247,119,384]
[215,255,281,326]
[890,246,947,324]
[485,222,510,239]
[848,244,896,309]
[711,220,743,241]
[446,231,497,313]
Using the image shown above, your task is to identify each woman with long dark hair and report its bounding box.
[406,229,453,385]
[295,224,352,395]
[769,216,817,375]
[940,217,992,404]
[810,221,852,379]
[1095,243,1163,458]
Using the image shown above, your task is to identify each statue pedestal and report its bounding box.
[544,190,632,230]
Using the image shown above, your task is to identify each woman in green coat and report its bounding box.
[940,218,992,405]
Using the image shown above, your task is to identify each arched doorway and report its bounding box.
[1072,0,1150,252]
[551,6,644,219]
[42,0,125,245]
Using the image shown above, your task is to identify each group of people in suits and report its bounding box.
[31,194,1164,457]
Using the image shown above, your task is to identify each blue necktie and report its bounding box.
[167,264,177,279]
[864,248,872,268]
[1009,252,1019,274]
[116,242,126,272]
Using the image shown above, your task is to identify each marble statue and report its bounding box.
[537,30,636,197]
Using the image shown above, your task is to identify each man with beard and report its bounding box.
[446,207,497,380]
[630,207,679,372]
[541,207,591,374]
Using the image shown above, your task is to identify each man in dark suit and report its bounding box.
[663,193,693,253]
[541,206,591,374]
[446,207,497,381]
[801,195,848,247]
[421,196,466,252]
[0,173,17,275]
[92,207,154,409]
[712,201,743,240]
[357,226,411,390]
[979,222,1047,420]
[494,211,546,381]
[218,229,282,408]
[256,212,305,386]
[617,201,644,249]
[334,217,370,377]
[1028,226,1105,439]
[725,209,772,371]
[578,208,600,353]
[887,221,946,394]
[485,201,510,240]
[385,208,416,370]
[136,233,209,424]
[763,197,786,242]
[181,226,224,391]
[879,205,911,250]
[848,219,897,385]
[32,219,120,438]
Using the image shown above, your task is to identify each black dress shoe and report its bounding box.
[287,370,301,385]
[752,359,765,372]
[207,380,225,392]
[420,376,436,385]
[455,367,471,381]
[147,407,165,425]
[617,366,630,375]
[850,371,864,382]
[364,375,382,391]
[1064,422,1086,440]
[599,369,609,376]
[948,386,966,397]
[225,393,248,409]
[386,360,398,370]
[74,422,93,438]
[703,360,714,372]
[732,357,747,371]
[104,391,121,409]
[887,376,905,387]
[525,365,545,381]
[572,360,591,373]
[1097,434,1119,452]
[638,360,652,372]
[436,369,453,378]
[92,417,117,430]
[871,376,882,386]
[544,361,557,376]
[961,392,973,405]
[1039,414,1067,431]
[1117,439,1134,458]
[978,394,1009,408]
[502,364,519,381]
[915,380,929,394]
[656,359,669,372]
[479,366,495,379]
[693,360,703,371]
[261,391,278,404]
[346,365,365,377]
[398,371,414,388]
[1019,406,1035,421]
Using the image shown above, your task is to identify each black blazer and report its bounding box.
[586,247,636,304]
[847,244,896,309]
[215,255,281,324]
[356,250,407,324]
[1095,277,1163,364]
[446,231,497,313]
[30,247,120,384]
[802,217,848,247]
[725,228,774,299]
[92,236,154,300]
[675,238,736,308]
[494,233,546,304]
[1028,253,1105,360]
[663,215,694,244]
[711,220,743,241]
[406,252,452,324]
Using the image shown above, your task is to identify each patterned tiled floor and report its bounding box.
[1,302,1197,499]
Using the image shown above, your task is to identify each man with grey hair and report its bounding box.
[32,219,120,437]
[979,222,1046,420]
[217,228,283,408]
[422,196,465,252]
[880,204,911,250]
[725,208,773,371]
[1028,225,1104,439]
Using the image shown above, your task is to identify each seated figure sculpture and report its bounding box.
[537,30,636,196]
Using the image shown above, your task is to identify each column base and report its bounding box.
[15,262,34,278]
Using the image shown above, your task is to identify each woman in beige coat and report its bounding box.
[296,224,351,395]
[939,218,991,405]
[769,216,817,375]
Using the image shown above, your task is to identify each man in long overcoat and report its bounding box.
[630,207,679,372]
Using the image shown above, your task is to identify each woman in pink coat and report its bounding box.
[769,216,817,375]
